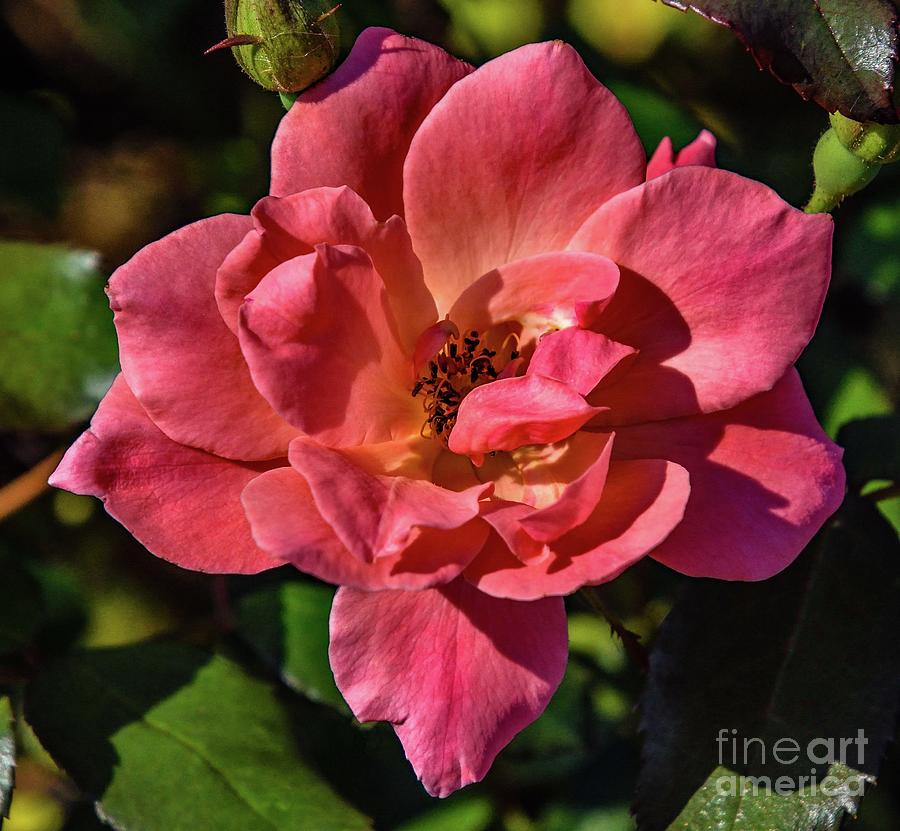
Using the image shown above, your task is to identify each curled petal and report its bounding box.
[289,437,491,563]
[329,579,568,796]
[242,467,488,591]
[449,374,603,465]
[466,459,690,600]
[50,376,281,574]
[528,328,637,396]
[413,319,460,375]
[216,187,435,347]
[519,431,615,542]
[478,431,614,562]
[239,244,421,446]
[480,500,548,564]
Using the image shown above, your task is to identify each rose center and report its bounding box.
[412,328,519,441]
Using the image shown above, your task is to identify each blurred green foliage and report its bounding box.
[0,1,898,830]
[0,243,117,431]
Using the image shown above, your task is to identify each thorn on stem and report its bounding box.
[579,587,649,673]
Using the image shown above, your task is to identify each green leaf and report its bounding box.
[667,764,871,831]
[395,795,493,831]
[540,804,635,831]
[657,0,900,124]
[25,642,371,831]
[0,697,14,826]
[635,496,900,830]
[0,241,117,431]
[837,416,900,487]
[607,80,701,156]
[234,579,347,712]
[822,367,892,437]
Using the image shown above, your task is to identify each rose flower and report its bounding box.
[51,28,844,797]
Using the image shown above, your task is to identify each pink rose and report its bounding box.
[52,28,844,797]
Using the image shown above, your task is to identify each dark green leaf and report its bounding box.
[667,764,871,831]
[0,548,86,658]
[657,0,900,123]
[636,497,900,830]
[234,579,347,712]
[837,415,900,487]
[25,642,370,831]
[0,697,14,825]
[0,242,117,431]
[0,550,43,657]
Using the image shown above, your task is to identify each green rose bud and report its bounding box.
[805,128,880,214]
[829,112,900,165]
[207,1,341,94]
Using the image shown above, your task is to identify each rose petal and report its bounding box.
[448,251,620,338]
[571,166,833,423]
[329,579,567,796]
[242,467,488,591]
[480,433,615,561]
[476,432,608,508]
[613,369,845,580]
[238,244,421,446]
[109,214,298,461]
[480,500,548,564]
[49,376,281,574]
[271,27,471,219]
[413,319,460,375]
[645,129,717,180]
[289,437,491,563]
[449,374,602,464]
[216,187,435,347]
[528,328,637,396]
[519,431,615,541]
[404,41,644,315]
[466,458,690,600]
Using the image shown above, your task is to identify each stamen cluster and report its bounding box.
[412,329,518,440]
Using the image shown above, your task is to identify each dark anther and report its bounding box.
[412,325,519,442]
